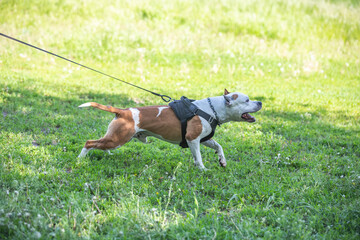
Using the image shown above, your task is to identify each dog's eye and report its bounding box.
[245,99,249,103]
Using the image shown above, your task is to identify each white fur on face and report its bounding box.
[231,93,261,113]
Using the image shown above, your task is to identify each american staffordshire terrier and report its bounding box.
[78,89,262,169]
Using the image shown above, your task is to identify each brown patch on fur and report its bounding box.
[84,109,135,150]
[138,106,182,142]
[224,89,230,95]
[232,94,238,100]
[185,116,202,141]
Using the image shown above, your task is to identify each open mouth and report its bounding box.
[241,113,256,122]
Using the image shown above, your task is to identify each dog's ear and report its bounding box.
[224,89,230,95]
[224,95,233,106]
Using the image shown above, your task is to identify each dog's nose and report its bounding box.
[257,101,262,107]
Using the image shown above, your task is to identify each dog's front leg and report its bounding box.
[187,138,206,170]
[202,139,226,167]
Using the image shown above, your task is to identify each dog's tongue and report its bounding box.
[242,113,255,122]
[242,113,251,119]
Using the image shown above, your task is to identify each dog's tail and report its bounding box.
[78,102,122,114]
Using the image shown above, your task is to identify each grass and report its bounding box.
[1,0,360,239]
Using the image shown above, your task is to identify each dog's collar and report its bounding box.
[207,98,221,126]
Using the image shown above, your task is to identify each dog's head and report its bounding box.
[223,89,262,122]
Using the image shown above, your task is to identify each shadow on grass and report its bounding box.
[1,84,359,159]
[1,82,135,132]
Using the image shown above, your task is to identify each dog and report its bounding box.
[77,89,262,170]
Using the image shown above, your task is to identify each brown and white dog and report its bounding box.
[78,89,262,170]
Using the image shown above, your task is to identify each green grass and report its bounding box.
[1,0,360,239]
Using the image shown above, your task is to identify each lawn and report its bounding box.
[1,0,359,239]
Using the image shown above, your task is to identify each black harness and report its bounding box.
[169,96,220,148]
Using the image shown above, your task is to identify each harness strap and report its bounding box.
[169,96,219,148]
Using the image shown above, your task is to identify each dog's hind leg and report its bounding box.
[78,138,117,158]
[78,134,133,158]
[78,118,136,158]
[201,139,226,167]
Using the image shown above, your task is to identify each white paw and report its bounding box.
[78,148,90,158]
[219,156,226,168]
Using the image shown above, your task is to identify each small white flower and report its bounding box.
[211,64,219,73]
[304,113,312,119]
[226,50,235,58]
[136,48,146,54]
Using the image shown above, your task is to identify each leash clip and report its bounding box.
[160,95,172,102]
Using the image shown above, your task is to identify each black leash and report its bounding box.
[0,33,172,102]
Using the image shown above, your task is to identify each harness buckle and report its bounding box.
[208,116,214,124]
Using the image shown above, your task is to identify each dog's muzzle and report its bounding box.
[241,101,262,123]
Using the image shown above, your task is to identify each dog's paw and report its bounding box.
[194,162,207,171]
[78,148,89,158]
[219,157,226,168]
